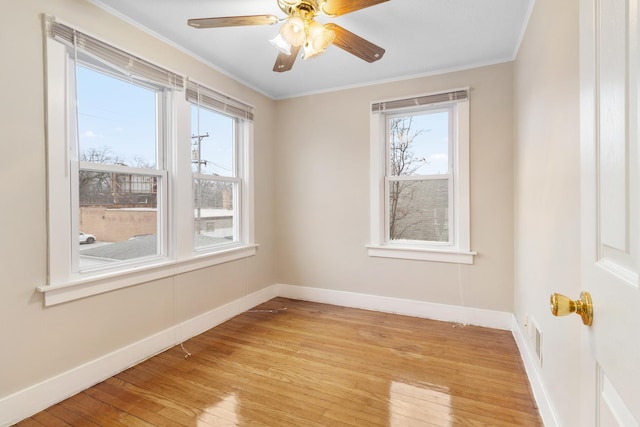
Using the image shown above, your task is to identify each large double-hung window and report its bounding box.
[45,20,179,284]
[369,89,475,264]
[75,64,167,268]
[186,82,253,252]
[41,18,255,305]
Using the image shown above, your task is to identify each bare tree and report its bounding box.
[388,117,429,239]
[132,156,155,169]
[78,147,126,205]
[78,147,156,206]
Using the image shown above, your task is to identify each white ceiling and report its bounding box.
[90,0,532,100]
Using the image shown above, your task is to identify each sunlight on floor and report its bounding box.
[199,392,239,426]
[389,381,452,426]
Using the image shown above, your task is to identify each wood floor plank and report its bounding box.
[85,382,187,427]
[37,404,101,427]
[11,419,44,427]
[58,391,153,427]
[15,298,542,426]
[30,410,72,427]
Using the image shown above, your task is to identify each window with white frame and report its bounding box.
[40,18,256,306]
[186,82,253,253]
[75,64,167,270]
[368,89,475,264]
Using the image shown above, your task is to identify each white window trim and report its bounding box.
[173,92,256,260]
[36,245,258,306]
[38,19,256,306]
[368,90,476,264]
[186,79,255,254]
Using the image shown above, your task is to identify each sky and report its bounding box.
[395,110,450,176]
[190,105,234,177]
[76,64,234,176]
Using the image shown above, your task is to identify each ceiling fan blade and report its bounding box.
[188,15,279,29]
[273,46,301,72]
[321,0,389,17]
[325,23,385,63]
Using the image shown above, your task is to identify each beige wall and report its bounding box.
[274,63,515,312]
[0,0,277,397]
[513,0,581,423]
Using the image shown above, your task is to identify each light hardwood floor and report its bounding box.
[16,297,542,426]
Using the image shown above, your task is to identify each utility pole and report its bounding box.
[192,133,210,235]
[191,133,210,173]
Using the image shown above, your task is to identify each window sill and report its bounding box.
[367,245,476,264]
[37,244,258,306]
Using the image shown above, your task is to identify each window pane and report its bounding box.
[194,179,235,248]
[191,105,235,177]
[76,64,162,271]
[389,111,449,176]
[389,179,449,242]
[76,65,158,168]
[79,171,160,269]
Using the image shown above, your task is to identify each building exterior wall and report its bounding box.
[80,207,157,242]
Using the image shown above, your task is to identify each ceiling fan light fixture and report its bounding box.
[302,42,321,60]
[280,16,306,46]
[269,33,292,55]
[303,21,335,59]
[309,21,335,49]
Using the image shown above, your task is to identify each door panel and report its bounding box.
[599,369,638,427]
[598,0,629,250]
[581,0,640,425]
[597,0,638,277]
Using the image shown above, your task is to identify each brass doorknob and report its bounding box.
[550,291,593,326]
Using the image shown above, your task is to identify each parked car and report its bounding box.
[79,232,96,244]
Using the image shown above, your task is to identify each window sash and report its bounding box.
[79,162,165,176]
[386,107,453,178]
[75,172,166,273]
[193,176,242,250]
[67,49,170,275]
[190,104,239,177]
[383,104,455,246]
[385,175,454,246]
[189,85,246,252]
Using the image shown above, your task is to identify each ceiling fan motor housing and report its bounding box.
[278,0,327,18]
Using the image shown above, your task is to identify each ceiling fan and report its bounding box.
[187,0,389,72]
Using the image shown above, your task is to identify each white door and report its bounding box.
[580,0,640,425]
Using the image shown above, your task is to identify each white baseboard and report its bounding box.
[2,283,554,427]
[0,285,278,427]
[276,283,514,330]
[511,317,559,427]
[174,285,279,342]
